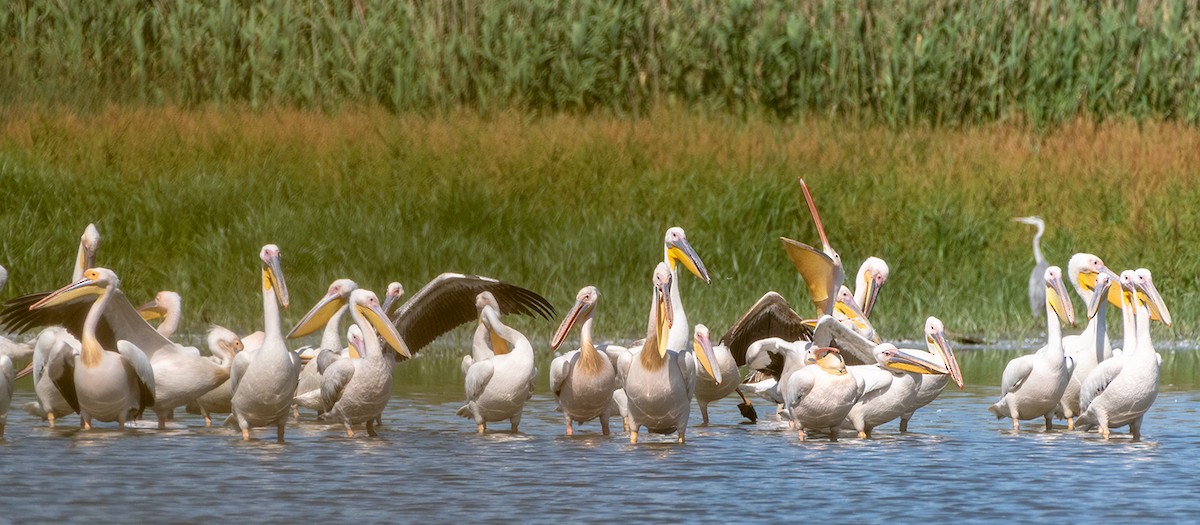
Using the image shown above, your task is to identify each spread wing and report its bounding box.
[719,292,812,366]
[1079,356,1125,412]
[812,315,876,366]
[392,273,555,355]
[780,237,844,316]
[116,340,156,409]
[0,289,174,358]
[47,347,79,413]
[744,337,792,379]
[320,359,356,411]
[464,359,495,402]
[999,355,1037,396]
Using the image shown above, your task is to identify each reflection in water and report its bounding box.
[1,350,1198,521]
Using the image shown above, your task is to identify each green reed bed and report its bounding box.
[3,1,1200,126]
[1,108,1197,348]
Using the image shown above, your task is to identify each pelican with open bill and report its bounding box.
[780,178,845,317]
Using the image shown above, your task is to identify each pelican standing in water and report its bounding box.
[0,355,13,437]
[229,245,300,442]
[898,317,963,432]
[1058,253,1121,428]
[746,337,857,441]
[185,327,244,426]
[845,343,949,439]
[317,289,410,437]
[1013,216,1049,320]
[27,268,156,429]
[458,292,537,433]
[548,286,619,435]
[288,279,358,416]
[618,263,721,444]
[1076,269,1170,440]
[989,266,1076,431]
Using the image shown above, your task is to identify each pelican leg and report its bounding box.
[81,412,92,430]
[1130,416,1144,442]
[699,401,710,426]
[1012,419,1020,431]
[237,413,251,440]
[47,412,56,428]
[829,426,839,442]
[622,416,630,433]
[343,416,355,438]
[276,421,286,443]
[157,412,167,430]
[293,405,300,420]
[477,422,486,433]
[899,416,910,433]
[630,426,639,444]
[677,430,686,444]
[565,417,574,436]
[203,412,213,427]
[510,413,522,433]
[1043,414,1053,432]
[858,426,872,439]
[735,390,757,423]
[1066,417,1075,431]
[797,428,807,441]
[599,413,611,436]
[366,417,379,437]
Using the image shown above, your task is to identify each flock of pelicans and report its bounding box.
[0,181,1173,444]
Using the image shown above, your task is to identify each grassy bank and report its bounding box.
[3,1,1200,126]
[1,107,1198,346]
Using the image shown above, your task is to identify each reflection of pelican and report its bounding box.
[28,268,156,429]
[0,354,12,437]
[184,327,244,426]
[316,289,410,437]
[458,292,537,433]
[549,286,619,435]
[989,266,1075,431]
[1076,269,1169,440]
[845,343,946,438]
[1013,216,1048,319]
[229,245,300,442]
[618,263,720,444]
[1058,254,1120,428]
[899,317,963,432]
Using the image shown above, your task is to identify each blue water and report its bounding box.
[2,376,1198,524]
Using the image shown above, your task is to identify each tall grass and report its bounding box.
[1,107,1197,348]
[3,1,1200,126]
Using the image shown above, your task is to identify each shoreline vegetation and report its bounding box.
[1,106,1196,345]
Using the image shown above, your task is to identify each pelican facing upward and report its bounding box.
[315,289,410,437]
[229,245,300,442]
[1013,216,1048,320]
[28,268,156,429]
[1076,269,1170,440]
[989,266,1076,431]
[458,292,537,433]
[618,263,720,444]
[549,286,619,435]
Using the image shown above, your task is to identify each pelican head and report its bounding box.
[855,257,889,317]
[1087,272,1112,320]
[1044,266,1074,326]
[1133,269,1171,326]
[692,324,721,384]
[346,324,365,358]
[260,244,289,309]
[383,282,405,317]
[350,288,410,358]
[137,291,181,321]
[31,267,118,309]
[663,227,710,284]
[477,292,511,356]
[287,278,358,339]
[925,317,963,388]
[653,262,674,356]
[875,343,946,375]
[207,325,244,359]
[476,291,501,316]
[550,286,598,351]
[1068,253,1121,309]
[76,223,101,275]
[807,346,847,376]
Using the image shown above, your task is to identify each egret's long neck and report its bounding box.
[158,302,181,338]
[262,271,282,343]
[1044,295,1063,360]
[1032,223,1045,264]
[320,305,348,350]
[81,286,114,367]
[578,314,605,373]
[1120,293,1136,353]
[349,308,383,359]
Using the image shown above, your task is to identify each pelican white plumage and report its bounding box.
[458,292,537,433]
[137,291,183,338]
[618,263,720,444]
[1058,254,1121,428]
[15,328,77,426]
[0,354,13,437]
[989,266,1076,431]
[27,268,156,429]
[316,288,410,437]
[1013,216,1049,320]
[184,326,244,426]
[852,256,889,318]
[845,343,947,438]
[0,264,34,367]
[229,244,300,442]
[288,278,358,415]
[898,317,964,432]
[744,337,856,441]
[1075,269,1170,440]
[548,286,619,435]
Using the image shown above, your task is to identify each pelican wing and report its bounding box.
[679,350,698,400]
[229,351,250,395]
[616,350,633,385]
[743,337,791,379]
[464,359,495,402]
[1079,356,1125,412]
[783,367,816,409]
[314,349,343,374]
[47,347,79,413]
[719,292,812,366]
[999,355,1036,396]
[320,359,356,411]
[854,365,894,398]
[780,237,844,316]
[116,340,156,409]
[549,353,572,398]
[597,343,629,371]
[0,289,174,358]
[392,273,555,355]
[812,315,875,366]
